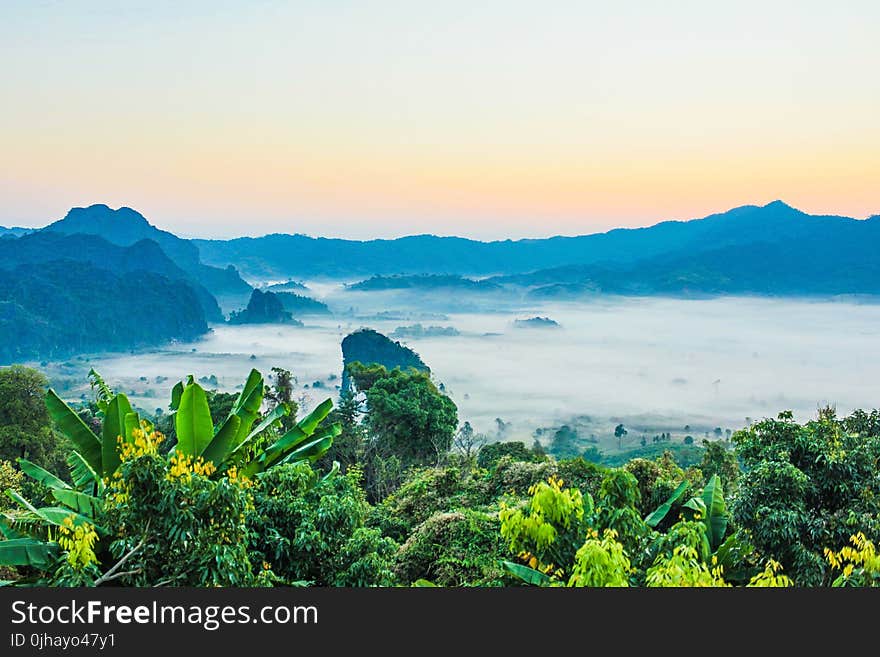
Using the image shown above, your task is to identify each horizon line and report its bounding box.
[4,198,878,244]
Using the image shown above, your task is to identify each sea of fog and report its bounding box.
[64,290,880,450]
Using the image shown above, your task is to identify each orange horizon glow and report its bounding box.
[2,2,878,239]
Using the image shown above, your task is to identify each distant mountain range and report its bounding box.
[489,202,880,297]
[3,199,879,362]
[46,204,251,299]
[0,204,253,361]
[193,201,880,289]
[0,226,32,238]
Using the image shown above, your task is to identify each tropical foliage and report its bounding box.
[1,364,878,588]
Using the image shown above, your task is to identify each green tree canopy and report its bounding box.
[351,364,458,466]
[0,366,65,474]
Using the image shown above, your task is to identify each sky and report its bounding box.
[1,1,878,240]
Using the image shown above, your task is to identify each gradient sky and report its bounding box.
[2,1,878,239]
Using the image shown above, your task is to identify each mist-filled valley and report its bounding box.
[37,283,880,459]
[4,201,880,590]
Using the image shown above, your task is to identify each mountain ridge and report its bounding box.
[192,201,873,279]
[45,204,252,297]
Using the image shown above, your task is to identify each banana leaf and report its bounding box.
[6,492,97,529]
[701,474,728,549]
[200,415,241,466]
[228,403,290,456]
[228,369,264,444]
[277,430,337,466]
[175,382,214,457]
[50,490,103,518]
[123,411,141,443]
[257,399,334,466]
[644,480,689,528]
[0,538,59,568]
[170,381,184,411]
[0,516,25,539]
[45,389,102,475]
[16,458,70,491]
[87,368,113,412]
[321,461,341,483]
[499,560,552,586]
[66,451,101,495]
[102,393,133,476]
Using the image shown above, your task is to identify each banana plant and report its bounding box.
[681,474,728,550]
[1,368,340,572]
[644,474,730,554]
[168,370,341,474]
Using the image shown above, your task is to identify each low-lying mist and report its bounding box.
[46,284,880,454]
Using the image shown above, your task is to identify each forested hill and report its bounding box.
[193,201,879,281]
[495,220,880,297]
[341,329,429,391]
[0,226,31,238]
[45,204,251,297]
[0,261,208,362]
[0,232,223,322]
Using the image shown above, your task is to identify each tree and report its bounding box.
[614,424,628,450]
[550,425,579,458]
[453,421,486,461]
[0,366,65,474]
[700,439,739,492]
[266,367,298,431]
[352,365,458,466]
[247,462,396,586]
[320,388,366,472]
[732,409,880,585]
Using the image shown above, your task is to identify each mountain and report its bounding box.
[274,292,330,315]
[45,204,251,297]
[0,232,223,321]
[228,289,301,325]
[0,226,32,238]
[494,208,880,296]
[0,261,207,363]
[341,329,429,391]
[192,201,872,281]
[347,274,501,292]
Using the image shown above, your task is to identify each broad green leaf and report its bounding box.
[499,560,552,586]
[102,394,133,477]
[277,432,336,466]
[682,498,706,515]
[6,489,42,516]
[229,403,289,455]
[200,415,241,467]
[229,369,264,443]
[51,490,103,518]
[45,390,102,475]
[0,538,59,568]
[257,399,335,466]
[0,517,25,540]
[6,492,96,529]
[66,451,100,495]
[644,480,689,528]
[16,458,70,491]
[701,474,728,549]
[412,579,437,587]
[34,507,100,530]
[175,382,214,457]
[295,398,334,435]
[123,412,141,443]
[170,381,184,411]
